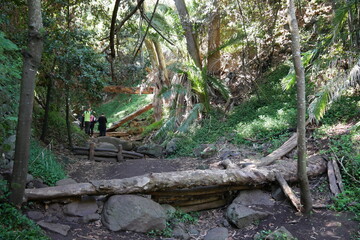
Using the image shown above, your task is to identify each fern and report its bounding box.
[309,59,360,122]
[177,103,204,133]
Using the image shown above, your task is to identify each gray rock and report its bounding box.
[162,204,176,220]
[226,204,270,228]
[96,137,134,151]
[37,220,70,236]
[266,226,296,240]
[193,144,214,157]
[82,213,101,223]
[165,138,179,155]
[97,142,117,151]
[200,146,217,159]
[253,226,296,240]
[56,178,77,186]
[102,195,167,233]
[26,173,34,183]
[232,190,275,206]
[204,227,228,240]
[63,199,98,217]
[136,144,164,158]
[27,211,45,220]
[271,186,286,201]
[172,223,190,240]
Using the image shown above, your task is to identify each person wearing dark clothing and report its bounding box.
[97,113,107,137]
[89,114,96,136]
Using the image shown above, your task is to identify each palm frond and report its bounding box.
[153,116,177,141]
[159,84,187,100]
[177,103,204,133]
[281,66,296,91]
[309,59,360,122]
[207,74,230,100]
[309,88,330,122]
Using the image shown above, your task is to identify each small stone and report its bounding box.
[37,220,70,236]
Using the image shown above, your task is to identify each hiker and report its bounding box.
[89,113,97,136]
[83,108,92,135]
[97,113,107,137]
[78,114,84,130]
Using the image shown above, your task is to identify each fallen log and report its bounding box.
[327,157,343,196]
[24,155,326,201]
[107,103,153,132]
[257,133,297,167]
[103,86,154,94]
[275,173,303,212]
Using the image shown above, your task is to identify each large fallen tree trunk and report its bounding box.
[24,155,326,201]
[103,86,154,94]
[107,103,153,132]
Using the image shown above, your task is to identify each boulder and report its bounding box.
[204,227,228,240]
[165,138,180,155]
[102,195,167,233]
[232,190,275,206]
[136,144,164,158]
[95,137,134,151]
[63,198,98,217]
[226,204,270,228]
[97,142,117,151]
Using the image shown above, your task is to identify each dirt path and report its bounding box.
[31,149,359,240]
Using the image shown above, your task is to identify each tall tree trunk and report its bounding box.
[40,74,53,142]
[10,0,44,206]
[174,0,202,69]
[287,0,312,214]
[207,0,221,77]
[145,39,162,121]
[65,84,73,149]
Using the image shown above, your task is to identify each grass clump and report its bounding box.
[29,139,67,186]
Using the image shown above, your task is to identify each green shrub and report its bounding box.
[0,203,50,240]
[29,140,66,186]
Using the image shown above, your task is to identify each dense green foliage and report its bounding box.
[314,96,360,220]
[29,140,66,186]
[93,94,153,129]
[0,31,21,144]
[0,181,49,240]
[0,202,50,240]
[171,65,296,156]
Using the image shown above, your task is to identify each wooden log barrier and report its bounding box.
[73,145,144,160]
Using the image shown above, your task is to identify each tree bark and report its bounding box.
[207,0,221,76]
[287,0,312,214]
[174,0,202,69]
[40,74,53,142]
[24,155,326,201]
[10,0,44,206]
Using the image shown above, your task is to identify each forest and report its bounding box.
[0,0,359,239]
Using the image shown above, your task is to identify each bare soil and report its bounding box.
[30,146,359,240]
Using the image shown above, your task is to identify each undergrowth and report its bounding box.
[171,64,297,157]
[93,94,153,129]
[0,181,49,240]
[147,209,199,238]
[314,95,360,221]
[29,140,67,186]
